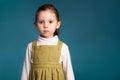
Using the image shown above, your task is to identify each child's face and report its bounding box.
[35,10,61,38]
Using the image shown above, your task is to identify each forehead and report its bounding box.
[37,10,56,19]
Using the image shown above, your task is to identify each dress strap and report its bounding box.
[31,40,37,61]
[32,40,37,47]
[57,40,63,52]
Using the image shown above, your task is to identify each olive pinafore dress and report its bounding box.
[29,40,65,80]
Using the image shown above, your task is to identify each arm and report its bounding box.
[21,43,32,80]
[61,43,75,80]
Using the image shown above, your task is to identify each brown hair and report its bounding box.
[34,4,60,36]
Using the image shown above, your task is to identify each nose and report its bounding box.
[44,22,48,28]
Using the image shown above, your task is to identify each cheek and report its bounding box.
[36,23,41,27]
[36,24,42,28]
[35,25,42,31]
[51,27,57,32]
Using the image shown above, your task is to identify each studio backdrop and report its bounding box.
[0,0,120,80]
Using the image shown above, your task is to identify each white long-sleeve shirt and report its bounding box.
[21,35,75,80]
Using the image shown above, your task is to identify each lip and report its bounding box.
[43,30,49,33]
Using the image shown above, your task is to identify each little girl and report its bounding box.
[21,4,75,80]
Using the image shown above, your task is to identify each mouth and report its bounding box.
[43,30,49,33]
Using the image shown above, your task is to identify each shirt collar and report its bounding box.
[37,35,59,45]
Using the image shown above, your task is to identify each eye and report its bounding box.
[38,20,44,24]
[49,20,53,24]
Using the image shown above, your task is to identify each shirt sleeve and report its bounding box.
[21,42,32,80]
[61,43,75,80]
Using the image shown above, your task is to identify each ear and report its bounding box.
[56,21,61,29]
[34,23,38,28]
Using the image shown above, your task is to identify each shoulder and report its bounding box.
[27,41,32,47]
[26,40,36,49]
[25,42,32,51]
[60,41,70,58]
[59,40,69,50]
[27,40,37,46]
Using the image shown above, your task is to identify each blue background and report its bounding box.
[0,0,120,80]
